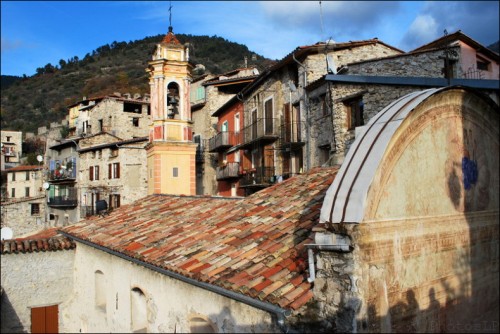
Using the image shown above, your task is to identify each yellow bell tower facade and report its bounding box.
[146,26,196,195]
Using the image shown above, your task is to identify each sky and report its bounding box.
[1,1,499,77]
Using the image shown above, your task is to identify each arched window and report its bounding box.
[188,315,218,333]
[167,82,180,119]
[94,270,106,312]
[131,287,148,333]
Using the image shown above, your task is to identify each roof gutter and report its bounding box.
[59,232,292,333]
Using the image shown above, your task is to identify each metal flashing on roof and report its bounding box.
[320,88,445,224]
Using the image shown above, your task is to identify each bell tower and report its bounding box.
[146,22,196,195]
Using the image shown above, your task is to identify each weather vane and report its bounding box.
[168,1,173,32]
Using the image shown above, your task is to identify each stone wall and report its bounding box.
[0,247,75,333]
[62,243,279,333]
[78,141,148,211]
[1,196,46,238]
[347,47,462,78]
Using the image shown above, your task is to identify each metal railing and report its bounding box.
[216,162,240,180]
[240,118,279,147]
[208,131,239,152]
[239,166,276,187]
[280,121,303,144]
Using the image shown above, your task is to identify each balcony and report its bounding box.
[278,121,305,151]
[48,159,77,182]
[216,162,240,180]
[239,166,276,188]
[47,185,77,208]
[208,131,239,152]
[239,118,279,149]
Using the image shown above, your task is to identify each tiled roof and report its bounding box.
[61,167,338,311]
[1,227,76,254]
[162,31,181,45]
[5,165,42,172]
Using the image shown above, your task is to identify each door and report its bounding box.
[31,305,58,333]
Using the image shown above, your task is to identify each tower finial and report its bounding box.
[168,1,173,32]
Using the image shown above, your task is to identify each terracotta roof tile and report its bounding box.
[60,167,338,312]
[1,228,76,254]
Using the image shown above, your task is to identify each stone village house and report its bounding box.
[1,28,498,332]
[1,86,497,333]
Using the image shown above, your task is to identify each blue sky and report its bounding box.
[1,1,499,77]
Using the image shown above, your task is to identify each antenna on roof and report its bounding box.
[319,1,325,42]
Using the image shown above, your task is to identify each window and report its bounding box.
[130,288,147,333]
[264,98,273,134]
[109,194,121,209]
[12,172,16,181]
[95,271,106,312]
[31,203,40,215]
[319,145,331,166]
[345,97,364,130]
[89,166,100,181]
[173,167,178,177]
[108,163,120,179]
[321,94,330,117]
[132,118,139,127]
[26,171,30,180]
[11,188,15,198]
[123,102,142,113]
[6,136,11,142]
[477,59,489,71]
[25,187,30,197]
[98,119,103,132]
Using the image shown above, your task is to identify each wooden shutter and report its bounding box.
[89,166,94,181]
[31,305,58,334]
[108,163,112,179]
[116,163,120,179]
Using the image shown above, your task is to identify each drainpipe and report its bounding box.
[305,232,351,283]
[292,53,310,172]
[59,232,292,333]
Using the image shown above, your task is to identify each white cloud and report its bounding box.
[401,14,439,50]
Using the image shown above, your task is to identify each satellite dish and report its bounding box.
[36,155,43,162]
[326,55,337,74]
[43,182,50,190]
[1,227,13,240]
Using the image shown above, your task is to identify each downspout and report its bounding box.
[60,232,292,333]
[306,232,351,283]
[292,53,310,172]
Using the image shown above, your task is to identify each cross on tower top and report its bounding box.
[168,1,173,32]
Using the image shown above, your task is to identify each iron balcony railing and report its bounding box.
[216,162,240,180]
[240,118,279,148]
[239,166,276,187]
[278,121,305,151]
[208,131,239,152]
[47,191,78,208]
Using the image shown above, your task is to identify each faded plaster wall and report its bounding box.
[63,243,279,333]
[310,88,499,333]
[0,249,75,333]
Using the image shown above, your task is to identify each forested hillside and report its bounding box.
[0,34,275,134]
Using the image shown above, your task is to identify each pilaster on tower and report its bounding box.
[146,26,196,196]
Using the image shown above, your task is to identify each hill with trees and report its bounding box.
[0,33,276,134]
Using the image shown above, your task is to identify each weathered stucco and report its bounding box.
[1,249,75,333]
[311,88,499,333]
[62,243,280,333]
